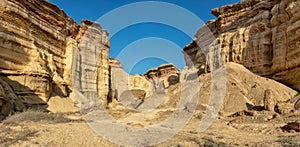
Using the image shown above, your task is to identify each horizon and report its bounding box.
[48,0,240,75]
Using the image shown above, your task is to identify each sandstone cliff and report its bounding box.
[0,0,110,116]
[183,0,300,91]
[144,63,180,89]
[108,58,151,103]
[1,0,299,117]
[107,60,183,109]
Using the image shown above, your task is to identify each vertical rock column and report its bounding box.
[74,20,110,105]
[97,33,110,106]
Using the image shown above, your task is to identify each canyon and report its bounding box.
[0,0,183,116]
[0,0,300,146]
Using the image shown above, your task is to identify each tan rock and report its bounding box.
[129,75,151,97]
[0,78,25,116]
[276,102,295,114]
[183,0,300,91]
[0,0,110,113]
[144,63,180,89]
[264,89,276,112]
[198,63,297,115]
[73,20,110,106]
[108,58,152,102]
[109,64,130,102]
[109,58,123,69]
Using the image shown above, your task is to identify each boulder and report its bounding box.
[263,89,276,112]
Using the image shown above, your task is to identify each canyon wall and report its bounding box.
[108,59,181,103]
[183,0,300,91]
[0,0,110,115]
[73,20,110,106]
[108,58,152,102]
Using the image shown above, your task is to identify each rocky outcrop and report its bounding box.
[295,98,300,110]
[183,0,300,91]
[108,60,182,107]
[198,62,297,115]
[144,64,179,79]
[263,89,276,112]
[109,58,123,69]
[73,20,110,106]
[108,58,152,104]
[0,0,110,114]
[0,78,26,118]
[144,64,180,89]
[271,0,300,91]
[183,41,207,71]
[129,75,151,97]
[108,58,128,102]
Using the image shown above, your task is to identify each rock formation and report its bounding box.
[0,0,110,115]
[107,60,183,109]
[1,0,300,118]
[144,63,180,89]
[73,20,110,106]
[2,1,300,145]
[108,58,152,104]
[129,75,151,97]
[263,89,276,112]
[198,62,297,115]
[183,0,300,91]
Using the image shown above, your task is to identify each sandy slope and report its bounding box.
[1,63,300,146]
[0,110,300,146]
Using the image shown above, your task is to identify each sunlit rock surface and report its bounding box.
[183,0,300,91]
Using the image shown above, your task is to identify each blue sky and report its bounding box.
[48,0,240,75]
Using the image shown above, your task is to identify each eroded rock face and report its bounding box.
[107,60,181,106]
[0,0,110,114]
[183,0,300,91]
[0,78,26,117]
[198,63,298,115]
[73,20,110,106]
[183,41,207,70]
[108,58,152,104]
[144,64,180,89]
[264,89,276,112]
[108,59,128,103]
[129,75,151,97]
[109,58,123,69]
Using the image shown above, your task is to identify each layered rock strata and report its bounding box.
[108,58,152,103]
[0,0,110,114]
[73,20,110,106]
[144,64,180,89]
[183,0,300,91]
